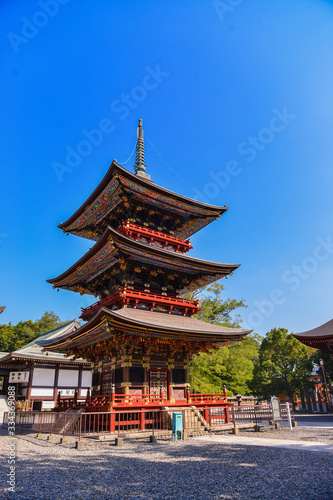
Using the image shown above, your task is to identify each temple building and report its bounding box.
[0,321,92,410]
[293,319,333,353]
[293,320,333,413]
[39,120,251,409]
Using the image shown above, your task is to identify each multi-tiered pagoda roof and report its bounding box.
[41,119,251,373]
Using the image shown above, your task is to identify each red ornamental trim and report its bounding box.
[117,221,193,253]
[80,286,201,321]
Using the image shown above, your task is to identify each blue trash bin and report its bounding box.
[172,412,183,440]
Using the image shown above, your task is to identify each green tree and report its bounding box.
[251,327,313,408]
[36,311,63,335]
[0,311,65,352]
[188,283,260,395]
[189,334,261,395]
[193,282,247,328]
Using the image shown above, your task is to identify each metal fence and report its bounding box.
[2,403,294,439]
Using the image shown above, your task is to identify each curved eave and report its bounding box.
[293,318,333,339]
[58,161,227,233]
[3,353,90,365]
[47,225,240,287]
[38,306,252,352]
[293,334,333,342]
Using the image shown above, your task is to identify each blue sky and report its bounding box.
[1,0,333,336]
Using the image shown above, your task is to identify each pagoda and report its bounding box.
[40,119,251,409]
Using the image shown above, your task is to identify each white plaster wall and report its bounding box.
[31,388,54,397]
[58,369,79,387]
[81,371,92,387]
[32,368,55,387]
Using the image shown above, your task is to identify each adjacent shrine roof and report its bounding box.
[47,226,239,295]
[293,319,333,352]
[58,161,227,240]
[0,321,91,365]
[37,306,252,352]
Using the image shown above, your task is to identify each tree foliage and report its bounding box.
[0,311,65,352]
[188,283,260,395]
[250,327,314,406]
[190,282,247,328]
[189,334,261,395]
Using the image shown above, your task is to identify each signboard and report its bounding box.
[271,396,281,421]
[42,401,55,409]
[58,389,75,396]
[9,371,30,383]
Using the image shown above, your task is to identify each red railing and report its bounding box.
[88,392,163,407]
[117,221,193,253]
[80,286,200,321]
[190,393,227,404]
[56,392,228,410]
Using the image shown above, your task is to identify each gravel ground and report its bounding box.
[1,427,332,500]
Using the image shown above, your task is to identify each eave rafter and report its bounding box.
[47,226,239,295]
[37,307,251,360]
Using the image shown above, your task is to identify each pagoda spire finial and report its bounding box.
[134,119,147,175]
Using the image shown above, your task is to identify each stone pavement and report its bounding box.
[194,433,333,453]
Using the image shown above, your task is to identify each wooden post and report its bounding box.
[225,406,230,424]
[26,364,33,409]
[186,386,190,404]
[110,412,115,433]
[204,408,209,425]
[160,387,164,405]
[53,366,59,407]
[139,410,145,430]
[143,386,149,404]
[111,384,115,405]
[232,405,238,434]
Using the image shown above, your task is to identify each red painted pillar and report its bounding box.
[204,408,209,425]
[110,412,115,433]
[225,406,230,424]
[139,410,145,430]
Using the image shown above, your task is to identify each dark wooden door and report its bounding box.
[149,370,168,397]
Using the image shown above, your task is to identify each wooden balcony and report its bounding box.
[56,392,229,412]
[117,221,193,253]
[80,286,201,321]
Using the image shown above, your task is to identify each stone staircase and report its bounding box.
[163,406,210,435]
[0,395,9,425]
[52,408,84,435]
